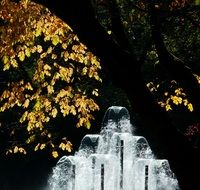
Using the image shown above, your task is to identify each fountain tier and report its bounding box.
[48,106,179,190]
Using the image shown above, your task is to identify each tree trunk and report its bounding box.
[149,3,200,118]
[33,1,200,189]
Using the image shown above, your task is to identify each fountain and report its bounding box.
[48,106,179,190]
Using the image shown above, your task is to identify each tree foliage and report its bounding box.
[0,0,101,157]
[0,0,200,189]
[22,0,200,189]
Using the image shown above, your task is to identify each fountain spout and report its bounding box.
[48,106,179,190]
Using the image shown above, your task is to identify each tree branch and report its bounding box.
[148,3,200,188]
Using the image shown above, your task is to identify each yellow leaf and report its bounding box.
[20,111,28,123]
[52,151,59,158]
[65,142,72,152]
[25,48,31,57]
[51,36,59,46]
[107,30,112,35]
[18,147,24,153]
[50,143,55,148]
[92,89,99,96]
[59,142,65,151]
[171,96,182,105]
[188,103,193,112]
[26,135,35,144]
[3,62,10,71]
[164,92,168,96]
[183,99,188,106]
[18,147,27,154]
[41,52,47,58]
[37,45,43,53]
[35,28,41,37]
[47,46,53,54]
[1,90,10,99]
[2,55,9,64]
[51,108,58,118]
[94,74,101,81]
[14,146,18,153]
[158,101,165,107]
[11,59,18,68]
[18,51,25,62]
[82,67,88,75]
[40,144,46,150]
[23,99,30,108]
[51,54,57,60]
[34,143,40,151]
[25,82,33,90]
[86,121,91,129]
[165,104,172,111]
[63,51,69,61]
[44,64,51,70]
[6,149,13,155]
[70,106,76,115]
[31,46,37,53]
[47,85,54,94]
[34,100,42,111]
[62,43,67,49]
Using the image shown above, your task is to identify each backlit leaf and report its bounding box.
[2,55,9,64]
[52,151,59,158]
[188,103,194,112]
[23,99,30,108]
[0,0,101,158]
[18,51,25,62]
[51,36,59,46]
[25,48,31,57]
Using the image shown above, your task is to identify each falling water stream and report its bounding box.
[48,106,179,190]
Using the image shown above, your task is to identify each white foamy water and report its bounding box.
[48,106,179,190]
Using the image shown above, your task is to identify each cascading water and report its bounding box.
[48,106,179,190]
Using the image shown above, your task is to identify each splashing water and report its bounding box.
[48,106,179,190]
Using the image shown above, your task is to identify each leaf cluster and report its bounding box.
[0,0,101,158]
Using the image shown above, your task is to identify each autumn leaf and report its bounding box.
[86,120,91,129]
[51,36,59,46]
[23,99,30,108]
[40,144,46,150]
[59,142,66,151]
[34,144,40,151]
[65,142,72,152]
[51,108,58,118]
[92,89,99,96]
[35,28,41,37]
[25,48,31,57]
[0,0,101,158]
[14,146,19,153]
[18,51,25,62]
[2,55,9,64]
[165,104,172,111]
[188,103,194,112]
[52,151,59,158]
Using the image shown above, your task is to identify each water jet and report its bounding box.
[48,106,179,190]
